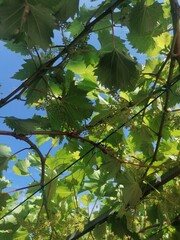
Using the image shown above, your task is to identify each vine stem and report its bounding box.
[142,58,176,178]
[0,130,161,169]
[2,183,40,194]
[0,131,46,194]
[111,11,115,48]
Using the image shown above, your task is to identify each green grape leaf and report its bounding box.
[0,232,14,239]
[28,0,60,9]
[93,222,106,239]
[127,32,160,55]
[143,58,162,74]
[4,40,29,55]
[101,158,121,178]
[120,172,142,206]
[67,19,84,37]
[95,48,139,91]
[25,79,48,104]
[0,144,11,177]
[0,1,56,49]
[25,4,56,49]
[129,1,163,35]
[12,59,38,80]
[47,81,93,130]
[131,125,154,157]
[0,214,17,230]
[81,45,99,67]
[0,177,10,190]
[56,185,72,199]
[147,204,164,224]
[109,215,140,239]
[13,159,30,176]
[46,148,73,170]
[77,78,97,92]
[12,230,29,240]
[0,178,11,210]
[65,169,84,186]
[55,0,79,20]
[0,0,24,39]
[4,116,50,135]
[164,80,180,107]
[32,115,51,130]
[67,54,96,81]
[98,30,125,53]
[4,117,38,134]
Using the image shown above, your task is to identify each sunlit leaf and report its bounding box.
[46,148,73,170]
[0,145,11,176]
[13,230,29,240]
[13,159,30,176]
[56,185,72,199]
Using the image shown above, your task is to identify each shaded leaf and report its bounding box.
[147,204,164,224]
[25,79,48,104]
[55,0,79,20]
[98,30,125,53]
[129,1,163,35]
[95,48,139,91]
[4,40,29,55]
[131,125,154,157]
[93,222,106,239]
[47,81,93,130]
[108,215,140,239]
[4,117,38,134]
[28,0,60,9]
[120,172,142,206]
[0,0,24,39]
[25,4,56,49]
[12,59,38,80]
[0,0,57,49]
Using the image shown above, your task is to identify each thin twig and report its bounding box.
[2,183,40,194]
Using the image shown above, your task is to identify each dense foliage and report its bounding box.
[0,0,179,239]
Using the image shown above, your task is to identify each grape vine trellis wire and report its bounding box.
[0,75,179,222]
